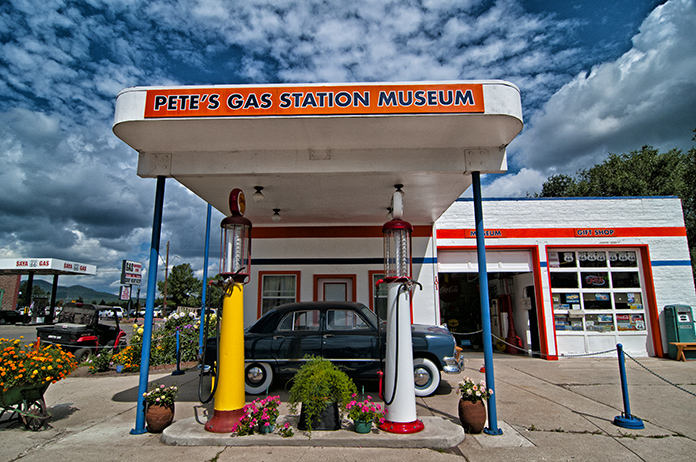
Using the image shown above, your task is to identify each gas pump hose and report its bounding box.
[197,270,244,404]
[382,280,422,406]
[198,282,223,404]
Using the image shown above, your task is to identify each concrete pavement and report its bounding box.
[1,351,695,461]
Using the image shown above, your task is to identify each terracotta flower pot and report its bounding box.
[458,399,486,434]
[145,403,175,433]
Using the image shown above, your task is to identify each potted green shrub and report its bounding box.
[288,356,357,433]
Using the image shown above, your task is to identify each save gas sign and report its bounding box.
[120,260,142,286]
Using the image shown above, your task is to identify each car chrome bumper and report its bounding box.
[443,346,464,374]
[443,357,464,374]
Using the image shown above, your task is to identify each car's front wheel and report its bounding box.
[413,357,440,397]
[244,362,274,394]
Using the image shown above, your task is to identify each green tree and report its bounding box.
[157,263,202,308]
[539,173,577,197]
[204,274,225,309]
[538,133,696,280]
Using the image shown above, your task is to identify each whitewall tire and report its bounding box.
[244,362,274,394]
[413,357,440,397]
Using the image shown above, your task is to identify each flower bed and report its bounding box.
[112,312,217,372]
[0,338,78,392]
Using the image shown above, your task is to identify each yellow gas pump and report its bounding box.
[204,188,252,433]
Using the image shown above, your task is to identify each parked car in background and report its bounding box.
[205,301,463,396]
[0,309,22,325]
[36,302,127,362]
[134,306,164,318]
[99,306,123,319]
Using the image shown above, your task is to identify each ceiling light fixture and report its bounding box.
[272,209,281,222]
[252,186,265,202]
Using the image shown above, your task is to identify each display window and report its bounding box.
[548,249,647,334]
[260,272,300,315]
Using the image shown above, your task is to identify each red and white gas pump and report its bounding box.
[379,185,424,434]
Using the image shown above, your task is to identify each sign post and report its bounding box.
[121,260,141,319]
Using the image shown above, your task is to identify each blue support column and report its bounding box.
[199,203,212,357]
[472,171,502,435]
[131,176,166,435]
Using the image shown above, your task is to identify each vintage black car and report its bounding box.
[0,309,22,324]
[36,302,127,362]
[207,301,463,396]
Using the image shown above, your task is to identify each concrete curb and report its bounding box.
[162,415,465,449]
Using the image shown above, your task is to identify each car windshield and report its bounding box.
[59,305,97,325]
[358,305,379,328]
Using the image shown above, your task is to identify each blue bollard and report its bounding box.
[172,328,185,376]
[613,344,644,429]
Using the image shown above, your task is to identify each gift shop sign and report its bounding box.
[144,83,485,118]
[575,228,615,237]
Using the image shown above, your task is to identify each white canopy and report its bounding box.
[113,80,523,225]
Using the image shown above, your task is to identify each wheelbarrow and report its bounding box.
[0,383,51,431]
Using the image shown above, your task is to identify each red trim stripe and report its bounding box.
[437,227,687,239]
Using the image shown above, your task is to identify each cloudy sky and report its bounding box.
[1,0,694,295]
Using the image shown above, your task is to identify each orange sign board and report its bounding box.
[144,83,484,118]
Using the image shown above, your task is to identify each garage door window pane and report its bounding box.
[581,272,609,289]
[609,251,638,267]
[550,272,578,288]
[612,272,640,288]
[578,251,607,268]
[583,293,611,310]
[614,292,643,310]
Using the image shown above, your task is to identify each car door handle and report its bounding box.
[273,335,284,340]
[323,334,334,338]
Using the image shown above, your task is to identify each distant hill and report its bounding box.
[29,280,122,304]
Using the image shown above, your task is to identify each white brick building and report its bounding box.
[244,196,694,359]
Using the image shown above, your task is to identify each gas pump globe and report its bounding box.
[220,188,251,283]
[383,219,412,282]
